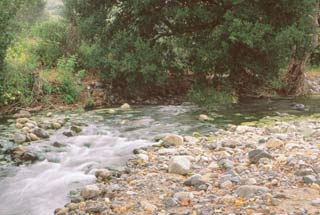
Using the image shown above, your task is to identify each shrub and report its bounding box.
[31,20,67,68]
[56,55,84,104]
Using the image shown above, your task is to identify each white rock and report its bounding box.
[120,103,130,109]
[81,184,101,200]
[168,156,191,175]
[163,134,184,146]
[199,114,209,121]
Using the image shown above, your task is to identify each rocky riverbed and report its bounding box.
[54,114,320,215]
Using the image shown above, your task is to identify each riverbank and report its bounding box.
[55,115,320,215]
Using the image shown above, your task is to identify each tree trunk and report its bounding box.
[280,57,308,96]
[280,3,319,96]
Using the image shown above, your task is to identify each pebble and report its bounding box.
[236,185,269,198]
[183,174,205,187]
[303,175,317,184]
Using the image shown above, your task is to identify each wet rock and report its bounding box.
[95,169,112,181]
[10,146,26,160]
[52,122,62,129]
[63,130,74,137]
[81,185,101,200]
[29,133,40,141]
[303,175,317,184]
[53,141,65,148]
[162,134,184,147]
[168,156,191,175]
[71,125,82,133]
[183,174,206,187]
[22,151,39,163]
[236,185,269,198]
[16,118,29,124]
[32,128,49,138]
[120,103,130,109]
[13,132,27,144]
[16,123,23,129]
[291,103,305,111]
[199,114,209,121]
[46,112,53,117]
[248,149,273,164]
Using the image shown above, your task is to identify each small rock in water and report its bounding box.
[63,130,74,137]
[52,122,62,129]
[71,125,82,133]
[81,184,101,200]
[13,132,27,144]
[46,112,53,117]
[10,146,26,160]
[29,133,40,141]
[16,123,23,129]
[52,141,65,147]
[199,114,209,121]
[162,134,184,147]
[291,103,305,111]
[248,149,273,164]
[236,185,269,198]
[168,156,191,175]
[120,103,130,109]
[33,128,49,138]
[16,117,29,124]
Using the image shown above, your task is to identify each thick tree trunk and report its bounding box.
[280,57,308,96]
[280,3,319,96]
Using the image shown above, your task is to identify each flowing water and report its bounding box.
[0,98,320,215]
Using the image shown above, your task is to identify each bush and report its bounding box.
[187,86,236,108]
[31,20,66,68]
[56,55,84,104]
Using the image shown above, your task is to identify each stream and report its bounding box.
[0,97,320,215]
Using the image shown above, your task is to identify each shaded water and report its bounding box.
[0,98,320,215]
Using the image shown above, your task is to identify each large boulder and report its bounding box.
[168,156,191,175]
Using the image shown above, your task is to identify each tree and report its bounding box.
[64,0,318,96]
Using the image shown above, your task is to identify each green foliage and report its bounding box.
[187,86,236,107]
[56,55,84,104]
[64,0,318,94]
[31,20,67,68]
